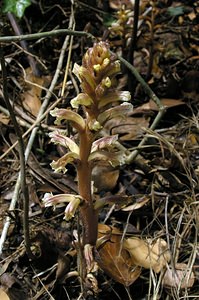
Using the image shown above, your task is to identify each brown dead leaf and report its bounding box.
[21,68,45,117]
[138,98,185,111]
[163,263,195,289]
[97,224,141,286]
[105,115,150,141]
[123,237,171,273]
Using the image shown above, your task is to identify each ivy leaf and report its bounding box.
[3,0,31,18]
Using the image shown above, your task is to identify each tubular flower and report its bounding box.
[64,197,81,221]
[42,193,82,220]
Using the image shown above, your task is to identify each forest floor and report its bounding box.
[0,0,199,299]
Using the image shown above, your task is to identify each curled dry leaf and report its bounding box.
[97,224,141,286]
[162,263,195,289]
[123,237,171,273]
[122,196,150,212]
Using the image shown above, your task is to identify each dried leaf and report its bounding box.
[138,98,185,111]
[0,113,10,125]
[162,263,195,289]
[122,196,150,212]
[97,224,141,286]
[21,68,44,116]
[105,115,149,141]
[123,237,171,273]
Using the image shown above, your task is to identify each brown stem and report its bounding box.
[77,127,98,246]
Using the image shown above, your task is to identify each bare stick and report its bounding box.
[0,29,94,43]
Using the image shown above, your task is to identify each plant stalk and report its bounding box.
[77,126,98,246]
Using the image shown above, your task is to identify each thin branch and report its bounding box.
[0,49,34,259]
[117,54,164,109]
[0,28,95,43]
[116,54,166,164]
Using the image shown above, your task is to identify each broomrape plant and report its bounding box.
[42,41,132,277]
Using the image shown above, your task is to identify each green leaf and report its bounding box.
[3,0,31,18]
[167,6,184,17]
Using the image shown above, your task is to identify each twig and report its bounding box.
[0,49,34,259]
[0,28,94,43]
[0,13,74,255]
[118,54,163,108]
[117,54,166,163]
